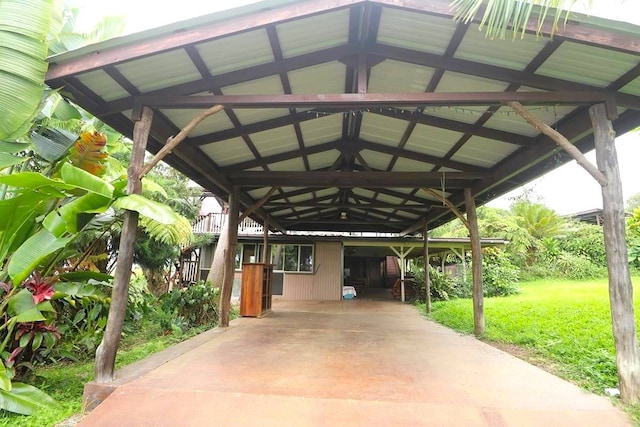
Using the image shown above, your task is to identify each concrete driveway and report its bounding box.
[79,296,631,426]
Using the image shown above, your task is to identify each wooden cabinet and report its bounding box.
[240,263,273,317]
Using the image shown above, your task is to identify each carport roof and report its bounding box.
[45,0,640,235]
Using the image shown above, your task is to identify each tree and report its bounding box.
[627,193,640,213]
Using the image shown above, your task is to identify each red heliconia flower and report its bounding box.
[23,273,57,304]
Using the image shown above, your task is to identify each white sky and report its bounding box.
[71,0,640,213]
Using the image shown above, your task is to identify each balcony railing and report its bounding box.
[192,212,401,238]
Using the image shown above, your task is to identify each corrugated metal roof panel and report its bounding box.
[377,8,456,55]
[287,192,315,203]
[288,61,346,94]
[222,75,283,95]
[299,114,343,147]
[307,151,341,170]
[250,126,298,157]
[368,60,435,93]
[483,104,576,137]
[391,157,434,172]
[437,71,510,92]
[233,108,290,126]
[195,29,274,75]
[163,109,235,137]
[352,188,376,199]
[451,136,519,168]
[277,9,350,58]
[376,193,404,205]
[268,158,306,171]
[200,137,254,167]
[405,124,464,160]
[115,50,201,93]
[421,106,481,124]
[360,114,407,146]
[455,31,546,71]
[76,70,129,102]
[358,152,393,170]
[621,77,640,96]
[536,42,639,87]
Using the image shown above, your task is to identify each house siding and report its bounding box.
[280,241,342,301]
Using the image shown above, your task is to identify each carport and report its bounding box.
[46,0,640,402]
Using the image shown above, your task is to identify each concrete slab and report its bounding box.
[80,296,632,426]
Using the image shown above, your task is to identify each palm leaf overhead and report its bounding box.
[0,0,55,140]
[451,0,592,40]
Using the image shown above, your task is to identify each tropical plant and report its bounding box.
[481,247,520,297]
[451,0,593,40]
[159,281,220,333]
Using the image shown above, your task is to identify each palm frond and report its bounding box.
[451,0,589,40]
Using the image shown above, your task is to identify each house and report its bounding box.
[185,209,505,301]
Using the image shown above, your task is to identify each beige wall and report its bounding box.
[279,241,342,301]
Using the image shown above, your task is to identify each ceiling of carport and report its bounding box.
[45,0,640,234]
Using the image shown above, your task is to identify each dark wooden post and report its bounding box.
[219,186,239,327]
[423,222,431,314]
[94,106,153,382]
[590,103,640,404]
[464,187,484,336]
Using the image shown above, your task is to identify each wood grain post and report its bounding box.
[464,187,484,336]
[423,223,431,314]
[219,186,239,327]
[94,106,153,383]
[590,103,640,404]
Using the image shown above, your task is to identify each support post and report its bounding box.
[464,187,484,336]
[219,186,239,327]
[590,103,640,404]
[95,106,153,383]
[262,218,270,263]
[423,223,431,314]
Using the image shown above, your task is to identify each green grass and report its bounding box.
[419,275,640,419]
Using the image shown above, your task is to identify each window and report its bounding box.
[235,243,314,272]
[270,244,314,273]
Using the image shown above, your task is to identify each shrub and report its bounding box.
[558,223,607,267]
[481,247,520,297]
[158,281,220,333]
[412,265,468,302]
[52,281,111,361]
[554,251,606,280]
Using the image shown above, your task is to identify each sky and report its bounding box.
[71,0,640,214]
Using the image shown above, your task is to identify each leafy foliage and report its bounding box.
[481,247,520,297]
[159,282,220,333]
[451,0,591,40]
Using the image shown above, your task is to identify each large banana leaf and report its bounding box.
[0,171,73,190]
[0,142,30,154]
[60,163,114,198]
[0,153,28,170]
[43,193,111,236]
[0,382,58,415]
[8,229,71,284]
[0,0,54,140]
[114,194,180,225]
[30,127,77,162]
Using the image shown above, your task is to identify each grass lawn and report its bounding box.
[419,275,640,418]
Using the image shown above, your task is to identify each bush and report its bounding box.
[158,281,220,333]
[481,247,520,297]
[412,264,469,302]
[554,251,606,279]
[558,223,607,267]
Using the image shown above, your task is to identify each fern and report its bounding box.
[139,214,193,246]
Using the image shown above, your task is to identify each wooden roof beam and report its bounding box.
[133,91,616,111]
[228,171,484,188]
